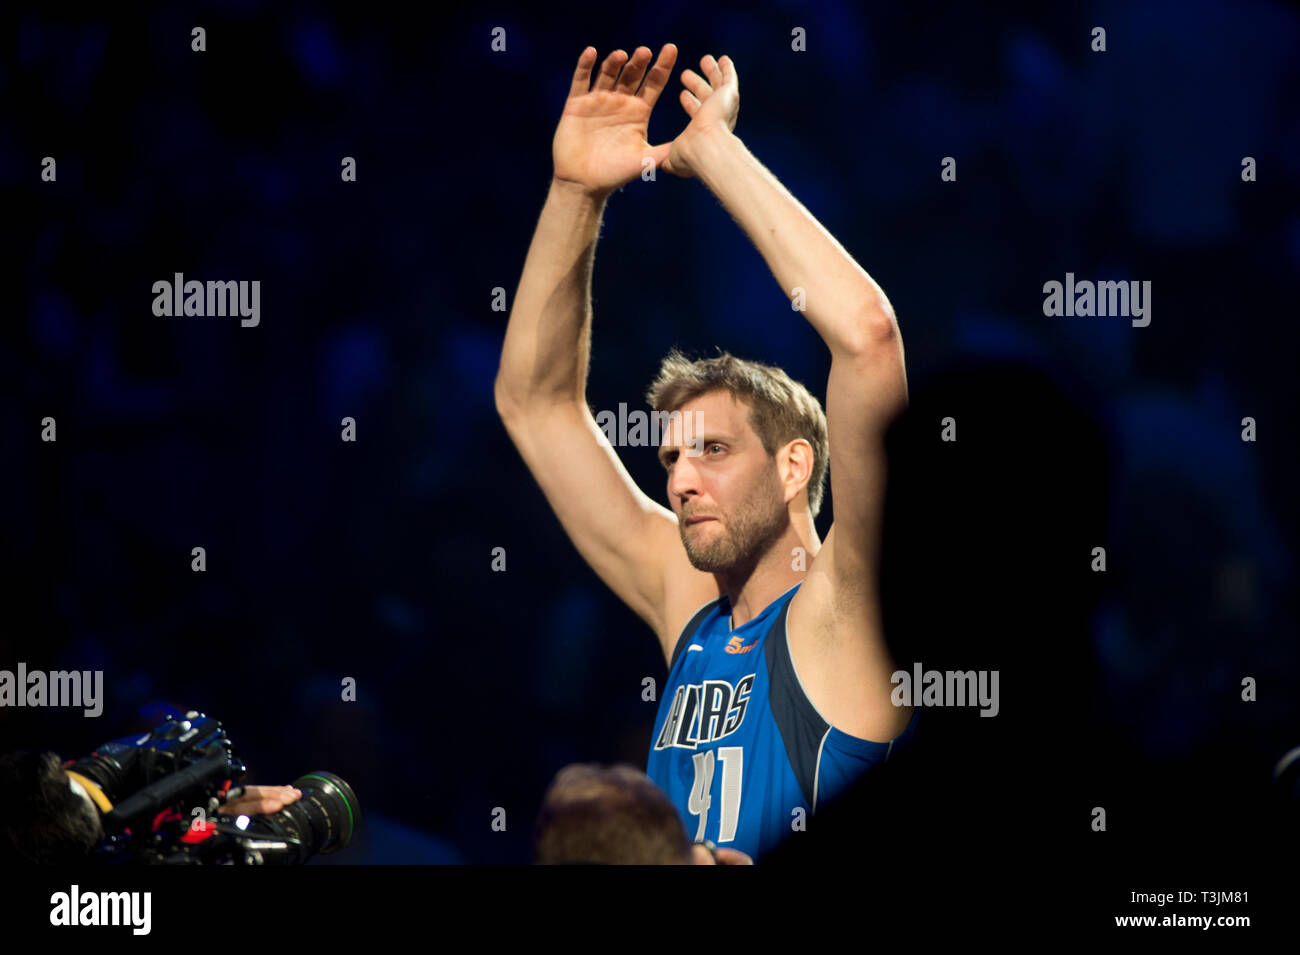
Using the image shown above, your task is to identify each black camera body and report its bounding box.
[71,711,359,865]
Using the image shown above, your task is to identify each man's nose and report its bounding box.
[667,456,701,498]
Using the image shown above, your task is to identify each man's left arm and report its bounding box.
[675,57,909,739]
[679,119,906,547]
[674,65,898,360]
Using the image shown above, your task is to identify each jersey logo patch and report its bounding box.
[654,674,755,750]
[724,635,759,654]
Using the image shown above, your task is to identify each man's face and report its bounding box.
[657,390,788,574]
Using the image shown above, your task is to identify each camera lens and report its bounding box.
[68,745,136,804]
[249,772,359,862]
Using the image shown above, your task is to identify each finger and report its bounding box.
[223,797,282,815]
[239,785,299,800]
[679,87,701,118]
[593,49,628,92]
[717,54,737,88]
[690,844,718,864]
[568,46,598,98]
[680,69,711,101]
[652,141,693,178]
[713,848,754,865]
[229,785,300,808]
[614,45,652,95]
[701,55,720,84]
[636,43,678,108]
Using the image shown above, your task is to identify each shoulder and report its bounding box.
[784,532,908,741]
[656,536,722,668]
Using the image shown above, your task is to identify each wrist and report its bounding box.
[679,126,740,174]
[551,175,612,204]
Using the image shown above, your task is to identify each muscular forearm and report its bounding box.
[680,130,896,354]
[495,177,610,414]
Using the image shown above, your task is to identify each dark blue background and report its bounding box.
[3,1,1297,866]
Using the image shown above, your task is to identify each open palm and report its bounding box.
[553,45,680,193]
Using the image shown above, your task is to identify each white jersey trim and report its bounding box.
[669,596,724,667]
[812,727,831,813]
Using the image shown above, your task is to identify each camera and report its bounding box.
[65,710,360,864]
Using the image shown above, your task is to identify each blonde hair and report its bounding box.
[645,348,829,517]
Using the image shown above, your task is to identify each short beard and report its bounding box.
[681,468,787,577]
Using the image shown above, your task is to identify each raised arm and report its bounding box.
[668,54,907,584]
[665,54,910,739]
[494,44,697,656]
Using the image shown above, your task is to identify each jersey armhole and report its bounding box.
[824,707,920,758]
[768,596,920,803]
[765,597,831,810]
[667,598,722,671]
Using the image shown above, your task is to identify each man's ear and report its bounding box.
[779,439,814,504]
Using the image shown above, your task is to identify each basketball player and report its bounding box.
[495,43,917,861]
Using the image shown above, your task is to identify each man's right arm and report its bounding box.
[494,175,681,649]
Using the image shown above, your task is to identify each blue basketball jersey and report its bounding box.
[646,582,919,861]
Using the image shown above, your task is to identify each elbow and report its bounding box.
[838,301,898,358]
[495,371,581,425]
[494,376,523,424]
[861,295,898,340]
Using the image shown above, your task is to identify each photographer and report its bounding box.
[0,748,302,865]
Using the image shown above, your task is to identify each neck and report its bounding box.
[718,511,820,629]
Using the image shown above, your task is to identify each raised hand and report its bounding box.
[552,44,680,195]
[664,54,740,178]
